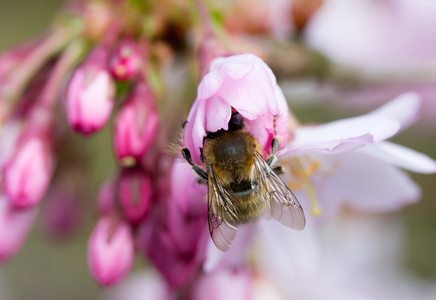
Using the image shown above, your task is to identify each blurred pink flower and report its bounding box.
[113,78,159,165]
[110,39,143,81]
[137,160,209,288]
[0,195,37,263]
[66,46,115,135]
[3,127,54,208]
[305,0,436,70]
[183,53,292,165]
[88,216,134,287]
[118,167,152,226]
[279,92,436,218]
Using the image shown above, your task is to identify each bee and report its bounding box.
[182,112,306,251]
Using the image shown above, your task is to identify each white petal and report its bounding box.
[359,141,436,174]
[283,116,400,156]
[331,152,421,212]
[256,219,321,284]
[369,92,421,130]
[203,224,255,272]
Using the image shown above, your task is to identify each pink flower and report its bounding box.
[88,216,134,287]
[0,195,37,263]
[118,167,152,225]
[113,78,159,165]
[279,92,436,218]
[110,39,143,81]
[66,46,115,135]
[3,130,54,208]
[183,53,291,165]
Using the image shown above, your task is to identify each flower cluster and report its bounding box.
[0,0,435,298]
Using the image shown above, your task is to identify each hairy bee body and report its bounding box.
[203,130,267,225]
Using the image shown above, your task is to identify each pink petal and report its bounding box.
[331,152,421,212]
[369,92,421,130]
[205,95,232,133]
[360,141,436,174]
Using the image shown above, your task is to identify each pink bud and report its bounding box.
[66,46,115,135]
[110,39,143,81]
[41,186,82,239]
[118,167,152,225]
[3,131,54,208]
[88,216,134,287]
[113,79,158,165]
[0,196,37,263]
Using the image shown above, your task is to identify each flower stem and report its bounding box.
[0,27,80,126]
[39,39,87,109]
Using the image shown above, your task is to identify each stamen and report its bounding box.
[283,156,326,216]
[302,175,322,216]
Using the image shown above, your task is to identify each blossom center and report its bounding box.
[281,155,338,216]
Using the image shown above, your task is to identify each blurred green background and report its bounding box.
[0,1,435,299]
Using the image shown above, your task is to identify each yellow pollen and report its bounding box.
[283,156,325,216]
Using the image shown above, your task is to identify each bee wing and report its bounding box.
[253,152,306,230]
[207,163,238,252]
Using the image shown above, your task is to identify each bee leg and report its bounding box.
[272,166,284,174]
[266,137,279,166]
[182,148,208,181]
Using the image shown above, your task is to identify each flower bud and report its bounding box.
[110,39,143,81]
[3,130,54,208]
[0,196,37,263]
[118,167,152,225]
[113,79,158,165]
[66,46,115,135]
[88,216,134,286]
